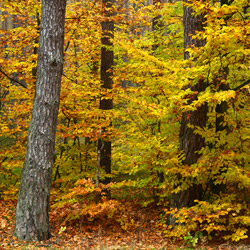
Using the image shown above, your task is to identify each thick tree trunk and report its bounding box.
[171,1,207,211]
[98,0,114,186]
[15,0,66,241]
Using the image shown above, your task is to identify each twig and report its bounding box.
[232,78,250,91]
[0,68,27,88]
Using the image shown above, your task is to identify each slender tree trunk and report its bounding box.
[151,0,165,204]
[210,0,231,194]
[15,0,66,241]
[98,0,114,186]
[210,81,229,194]
[171,0,207,211]
[152,0,164,51]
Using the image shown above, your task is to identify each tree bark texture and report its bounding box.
[171,0,207,210]
[15,0,66,241]
[98,0,114,185]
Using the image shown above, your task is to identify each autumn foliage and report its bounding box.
[0,0,250,247]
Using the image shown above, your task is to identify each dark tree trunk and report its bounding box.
[98,0,114,186]
[152,0,164,52]
[15,0,66,241]
[210,81,229,194]
[210,0,231,194]
[152,0,165,204]
[171,0,207,211]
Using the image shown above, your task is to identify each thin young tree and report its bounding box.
[15,0,67,241]
[98,0,114,187]
[210,0,231,195]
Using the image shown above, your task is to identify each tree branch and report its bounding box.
[62,73,78,84]
[233,79,250,91]
[0,68,27,89]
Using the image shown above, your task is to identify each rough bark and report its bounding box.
[171,0,207,211]
[98,0,114,186]
[15,0,66,241]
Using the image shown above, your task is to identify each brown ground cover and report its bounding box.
[1,200,250,250]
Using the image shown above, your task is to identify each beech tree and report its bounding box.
[15,0,66,241]
[171,0,207,210]
[98,0,114,186]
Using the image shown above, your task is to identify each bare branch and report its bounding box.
[233,79,250,91]
[0,68,27,89]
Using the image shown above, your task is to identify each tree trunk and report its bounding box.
[152,0,164,52]
[15,0,66,241]
[98,0,114,186]
[171,0,207,211]
[210,0,231,194]
[151,0,165,204]
[210,81,229,194]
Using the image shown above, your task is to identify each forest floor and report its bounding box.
[0,199,250,250]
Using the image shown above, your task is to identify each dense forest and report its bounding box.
[0,0,250,249]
